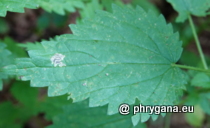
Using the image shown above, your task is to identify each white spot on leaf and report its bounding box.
[51,53,66,67]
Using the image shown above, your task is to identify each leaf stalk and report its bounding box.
[171,64,210,73]
[188,16,208,70]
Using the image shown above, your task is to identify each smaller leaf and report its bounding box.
[2,37,27,58]
[185,104,205,127]
[0,0,45,17]
[167,0,210,22]
[199,93,210,115]
[191,73,210,88]
[38,0,85,15]
[18,42,44,51]
[0,43,13,90]
[0,38,28,90]
[131,0,159,15]
[101,0,125,12]
[82,0,103,17]
[77,0,127,23]
[185,91,210,115]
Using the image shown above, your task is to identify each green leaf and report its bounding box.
[131,0,159,15]
[191,73,210,88]
[18,42,44,51]
[0,0,85,16]
[185,104,205,127]
[0,80,2,90]
[185,91,210,115]
[0,43,12,90]
[0,38,27,90]
[167,0,210,22]
[79,0,103,19]
[2,37,27,58]
[101,0,125,12]
[179,50,200,67]
[5,5,187,123]
[0,102,21,128]
[9,81,40,123]
[172,23,194,47]
[77,0,126,23]
[0,92,38,128]
[199,93,210,115]
[48,99,147,128]
[10,81,39,107]
[0,18,9,34]
[0,0,40,17]
[37,12,68,31]
[38,95,71,120]
[10,81,70,122]
[38,0,85,15]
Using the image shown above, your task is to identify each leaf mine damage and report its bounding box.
[51,53,66,67]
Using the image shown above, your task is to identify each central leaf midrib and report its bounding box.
[18,62,170,70]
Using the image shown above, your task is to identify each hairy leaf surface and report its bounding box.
[5,5,187,122]
[167,0,210,22]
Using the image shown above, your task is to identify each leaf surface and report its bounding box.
[5,5,187,122]
[167,0,210,22]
